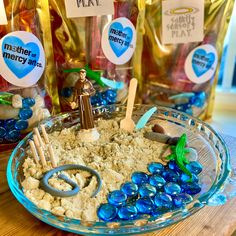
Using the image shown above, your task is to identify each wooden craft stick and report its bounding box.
[34,127,44,147]
[33,134,40,147]
[38,146,47,167]
[40,124,49,144]
[120,78,138,132]
[29,140,39,164]
[48,145,57,168]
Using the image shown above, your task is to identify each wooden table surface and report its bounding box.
[1,135,236,236]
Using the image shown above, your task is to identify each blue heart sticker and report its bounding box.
[2,36,40,79]
[108,22,133,58]
[192,49,215,77]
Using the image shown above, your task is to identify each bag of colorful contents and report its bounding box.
[0,1,51,149]
[133,0,235,119]
[41,0,138,112]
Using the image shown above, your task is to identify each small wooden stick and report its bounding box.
[29,140,39,164]
[48,145,57,168]
[120,78,137,132]
[34,127,44,147]
[33,134,40,147]
[40,124,49,144]
[38,146,47,167]
[33,134,47,166]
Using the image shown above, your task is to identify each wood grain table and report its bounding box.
[0,135,236,236]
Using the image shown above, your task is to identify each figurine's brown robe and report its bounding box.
[73,78,95,130]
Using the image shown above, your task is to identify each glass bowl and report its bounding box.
[7,105,236,235]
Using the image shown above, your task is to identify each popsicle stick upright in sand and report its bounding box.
[31,127,57,168]
[120,78,138,132]
[40,124,49,144]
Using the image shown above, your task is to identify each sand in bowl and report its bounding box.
[21,119,166,221]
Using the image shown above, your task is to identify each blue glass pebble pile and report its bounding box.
[0,97,35,143]
[174,91,206,115]
[97,158,203,222]
[61,87,118,107]
[90,89,117,107]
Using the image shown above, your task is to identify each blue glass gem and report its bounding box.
[149,174,166,189]
[90,96,99,105]
[103,89,117,104]
[186,161,203,175]
[121,182,138,197]
[135,197,154,214]
[97,203,118,222]
[19,108,33,120]
[5,129,20,142]
[0,126,6,138]
[180,173,199,183]
[175,103,191,112]
[154,192,173,210]
[91,92,104,107]
[118,205,138,220]
[22,98,35,108]
[15,120,28,131]
[151,208,163,217]
[105,89,117,98]
[147,162,165,175]
[192,92,206,108]
[189,96,195,105]
[131,172,149,185]
[173,193,193,208]
[100,99,108,106]
[108,190,127,207]
[94,102,101,107]
[181,182,202,195]
[60,88,73,98]
[185,108,193,115]
[139,183,157,198]
[168,161,181,173]
[162,170,180,182]
[4,119,16,130]
[164,182,181,196]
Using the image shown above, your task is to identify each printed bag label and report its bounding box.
[101,17,136,65]
[162,0,204,44]
[0,31,45,87]
[65,0,114,18]
[184,44,218,84]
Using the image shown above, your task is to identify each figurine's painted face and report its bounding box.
[79,70,86,81]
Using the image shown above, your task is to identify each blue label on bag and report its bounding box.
[0,31,45,87]
[2,36,40,79]
[185,44,218,84]
[102,17,136,65]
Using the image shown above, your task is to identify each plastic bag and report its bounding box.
[133,0,235,119]
[0,0,50,149]
[42,0,138,112]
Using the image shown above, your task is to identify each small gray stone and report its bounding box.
[144,132,170,144]
[185,148,198,161]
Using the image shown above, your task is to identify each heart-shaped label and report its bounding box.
[184,44,218,84]
[0,31,45,87]
[192,49,215,77]
[102,17,136,65]
[108,22,133,58]
[2,36,40,79]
